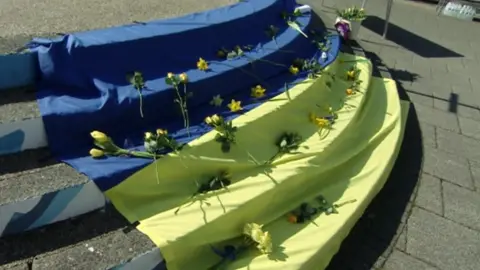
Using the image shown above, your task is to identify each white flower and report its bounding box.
[279,139,288,148]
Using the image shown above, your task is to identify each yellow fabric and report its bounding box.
[105,53,407,270]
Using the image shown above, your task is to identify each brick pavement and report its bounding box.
[305,0,480,269]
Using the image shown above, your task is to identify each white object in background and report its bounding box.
[295,5,311,14]
[321,52,327,61]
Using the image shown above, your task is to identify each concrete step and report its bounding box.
[0,86,46,156]
[0,148,105,237]
[0,205,163,270]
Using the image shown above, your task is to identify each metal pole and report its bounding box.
[383,0,393,39]
[361,0,368,9]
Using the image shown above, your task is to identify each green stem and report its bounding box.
[183,84,191,136]
[174,85,190,137]
[137,88,144,118]
[153,155,160,184]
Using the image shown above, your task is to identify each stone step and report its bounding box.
[0,86,46,156]
[0,205,163,270]
[0,148,105,237]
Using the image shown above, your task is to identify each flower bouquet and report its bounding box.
[335,6,366,40]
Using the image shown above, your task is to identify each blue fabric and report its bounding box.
[31,0,340,191]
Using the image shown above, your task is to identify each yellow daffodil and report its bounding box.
[156,129,168,136]
[167,72,175,79]
[145,132,154,140]
[289,65,299,75]
[197,58,209,71]
[257,231,273,254]
[210,94,224,107]
[251,85,266,98]
[89,148,105,158]
[90,131,109,143]
[346,88,354,95]
[315,118,330,128]
[360,8,365,12]
[346,70,356,81]
[227,99,243,112]
[179,73,188,83]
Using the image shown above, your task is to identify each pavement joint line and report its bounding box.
[422,170,476,192]
[393,247,441,270]
[466,159,478,192]
[413,200,480,234]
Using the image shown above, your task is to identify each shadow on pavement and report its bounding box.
[362,15,463,58]
[326,46,423,269]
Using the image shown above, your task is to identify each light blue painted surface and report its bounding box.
[0,129,25,155]
[27,185,83,230]
[0,52,36,89]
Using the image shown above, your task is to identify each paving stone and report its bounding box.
[419,122,436,148]
[434,97,480,122]
[406,207,480,270]
[436,128,480,163]
[383,250,438,270]
[442,181,480,231]
[458,116,480,140]
[422,146,474,189]
[413,103,459,132]
[468,160,480,192]
[414,174,443,215]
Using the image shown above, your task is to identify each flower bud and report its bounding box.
[156,129,168,136]
[145,132,154,141]
[89,148,105,158]
[211,114,221,125]
[179,73,188,83]
[205,116,213,125]
[90,131,109,143]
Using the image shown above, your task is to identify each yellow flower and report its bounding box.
[257,231,273,254]
[251,85,266,98]
[289,65,299,75]
[210,94,224,107]
[243,223,273,254]
[315,118,330,128]
[243,223,264,241]
[211,114,221,125]
[346,88,354,95]
[90,131,109,143]
[179,73,188,83]
[197,58,209,71]
[89,148,105,158]
[167,72,175,79]
[360,8,365,12]
[346,70,356,80]
[156,129,167,136]
[145,132,154,140]
[227,99,243,112]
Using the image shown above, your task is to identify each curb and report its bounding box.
[0,52,36,90]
